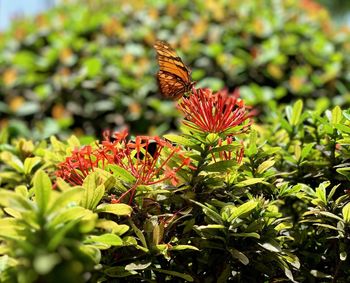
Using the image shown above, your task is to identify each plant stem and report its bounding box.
[190,144,210,188]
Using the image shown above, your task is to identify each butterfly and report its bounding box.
[154,40,194,99]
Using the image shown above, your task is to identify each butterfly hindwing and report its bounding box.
[157,70,188,99]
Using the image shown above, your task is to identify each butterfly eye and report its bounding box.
[154,40,194,99]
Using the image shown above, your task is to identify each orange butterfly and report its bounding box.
[154,40,194,99]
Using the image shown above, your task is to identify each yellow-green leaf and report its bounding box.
[96,203,132,216]
[342,202,350,223]
[23,157,41,175]
[34,170,52,213]
[236,178,264,187]
[257,159,275,174]
[331,106,342,125]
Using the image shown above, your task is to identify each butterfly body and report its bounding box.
[154,40,194,99]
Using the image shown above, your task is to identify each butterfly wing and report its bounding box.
[157,70,188,99]
[154,40,192,98]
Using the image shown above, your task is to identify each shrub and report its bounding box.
[1,0,350,138]
[1,87,350,282]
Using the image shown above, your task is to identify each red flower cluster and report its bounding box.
[177,88,251,135]
[56,145,96,186]
[56,130,191,203]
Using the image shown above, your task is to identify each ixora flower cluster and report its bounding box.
[178,88,252,135]
[56,88,251,202]
[56,130,191,203]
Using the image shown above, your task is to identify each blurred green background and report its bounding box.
[1,0,350,140]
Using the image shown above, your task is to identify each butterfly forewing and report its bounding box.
[154,40,193,99]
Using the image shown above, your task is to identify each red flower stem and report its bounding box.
[151,150,175,178]
[116,182,139,204]
[128,182,140,205]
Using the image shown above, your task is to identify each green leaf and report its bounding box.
[236,178,264,187]
[230,248,249,265]
[246,131,258,156]
[96,219,129,235]
[67,135,80,147]
[340,251,347,261]
[16,102,40,116]
[33,253,60,275]
[280,118,293,133]
[15,185,28,197]
[123,236,138,246]
[227,200,258,222]
[56,178,74,191]
[294,144,301,161]
[163,134,198,147]
[23,157,41,175]
[151,268,194,282]
[108,165,136,183]
[0,190,33,210]
[202,160,237,172]
[285,105,292,124]
[191,200,223,224]
[0,127,9,144]
[335,124,350,134]
[217,263,231,283]
[34,170,52,213]
[92,168,116,191]
[301,143,314,160]
[86,234,123,246]
[257,159,275,174]
[83,57,102,78]
[315,181,329,206]
[327,184,340,202]
[195,224,225,230]
[125,261,152,271]
[232,232,260,239]
[96,203,132,216]
[49,206,95,229]
[79,245,101,264]
[313,223,340,231]
[0,218,19,237]
[282,252,300,269]
[337,167,350,180]
[48,187,84,214]
[4,207,21,219]
[208,143,241,154]
[81,173,105,210]
[318,211,343,222]
[0,152,24,173]
[342,202,350,223]
[104,266,137,277]
[171,245,199,251]
[128,219,148,250]
[258,241,282,252]
[310,270,332,279]
[282,265,294,282]
[331,106,342,125]
[48,218,82,251]
[343,109,350,121]
[288,99,303,126]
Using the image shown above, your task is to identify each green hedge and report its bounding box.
[1,95,350,282]
[1,0,350,138]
